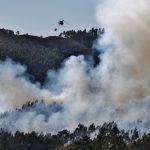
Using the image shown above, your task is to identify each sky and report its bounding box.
[0,0,99,37]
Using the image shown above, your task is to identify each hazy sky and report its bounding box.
[0,0,98,36]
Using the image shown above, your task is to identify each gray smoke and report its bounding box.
[0,0,150,134]
[96,0,150,106]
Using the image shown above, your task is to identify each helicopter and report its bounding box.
[54,19,71,31]
[58,19,65,26]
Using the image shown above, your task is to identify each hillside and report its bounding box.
[0,28,101,82]
[0,101,149,150]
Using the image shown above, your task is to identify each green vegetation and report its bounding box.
[0,120,150,150]
[0,102,149,150]
[0,28,101,82]
[0,28,149,149]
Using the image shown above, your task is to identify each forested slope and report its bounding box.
[0,28,101,82]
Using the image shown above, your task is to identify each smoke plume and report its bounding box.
[0,0,149,133]
[0,59,65,112]
[96,0,150,106]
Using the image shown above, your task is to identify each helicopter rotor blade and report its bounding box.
[64,20,71,26]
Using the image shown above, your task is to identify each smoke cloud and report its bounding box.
[0,59,65,112]
[96,0,150,106]
[0,0,149,134]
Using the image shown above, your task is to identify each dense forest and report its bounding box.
[0,28,102,82]
[0,28,149,150]
[0,101,149,150]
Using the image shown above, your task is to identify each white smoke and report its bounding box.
[0,59,65,112]
[0,0,150,134]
